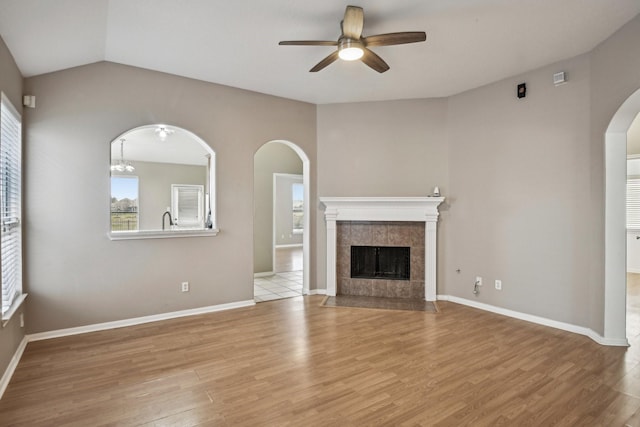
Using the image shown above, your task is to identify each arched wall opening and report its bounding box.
[605,87,640,345]
[253,140,311,294]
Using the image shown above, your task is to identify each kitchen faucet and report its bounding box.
[162,211,174,230]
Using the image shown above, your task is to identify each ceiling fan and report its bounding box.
[279,5,426,73]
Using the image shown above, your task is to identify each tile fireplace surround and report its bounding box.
[320,197,445,301]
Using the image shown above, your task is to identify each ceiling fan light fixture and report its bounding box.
[338,39,364,61]
[279,6,426,73]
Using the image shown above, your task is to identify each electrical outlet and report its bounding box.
[495,279,502,290]
[181,281,190,292]
[475,276,483,286]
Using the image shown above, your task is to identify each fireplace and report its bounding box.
[336,222,423,298]
[351,246,410,280]
[320,197,444,301]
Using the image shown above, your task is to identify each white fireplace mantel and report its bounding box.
[320,196,445,301]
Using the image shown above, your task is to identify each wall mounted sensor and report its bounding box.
[553,71,567,86]
[517,83,526,99]
[22,95,35,108]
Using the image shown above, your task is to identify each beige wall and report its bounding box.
[317,99,449,197]
[0,36,25,387]
[447,53,592,325]
[253,143,303,273]
[23,61,317,333]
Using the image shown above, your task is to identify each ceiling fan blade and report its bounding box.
[279,40,338,46]
[361,48,390,73]
[310,51,340,72]
[342,6,364,39]
[364,32,427,47]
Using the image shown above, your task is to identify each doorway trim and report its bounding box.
[605,87,640,345]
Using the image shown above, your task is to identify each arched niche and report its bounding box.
[109,124,218,240]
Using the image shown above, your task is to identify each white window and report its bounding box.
[292,182,303,233]
[1,93,22,319]
[628,178,640,229]
[171,184,204,229]
[110,176,139,231]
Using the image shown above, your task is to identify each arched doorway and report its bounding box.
[253,140,310,299]
[604,88,640,345]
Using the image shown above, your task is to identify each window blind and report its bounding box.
[178,188,200,220]
[172,184,203,227]
[1,94,22,316]
[627,178,640,229]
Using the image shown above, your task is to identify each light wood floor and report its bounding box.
[3,295,640,426]
[275,246,302,273]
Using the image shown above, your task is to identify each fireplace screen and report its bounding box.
[351,246,410,280]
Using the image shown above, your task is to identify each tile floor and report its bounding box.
[254,271,303,302]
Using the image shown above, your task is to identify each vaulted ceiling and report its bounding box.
[1,0,639,104]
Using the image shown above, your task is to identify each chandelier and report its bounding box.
[110,138,135,173]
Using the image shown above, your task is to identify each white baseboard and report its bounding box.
[27,300,256,342]
[0,335,28,399]
[253,271,274,278]
[307,289,327,296]
[628,268,640,274]
[437,294,629,347]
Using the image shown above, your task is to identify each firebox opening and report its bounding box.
[351,246,410,280]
